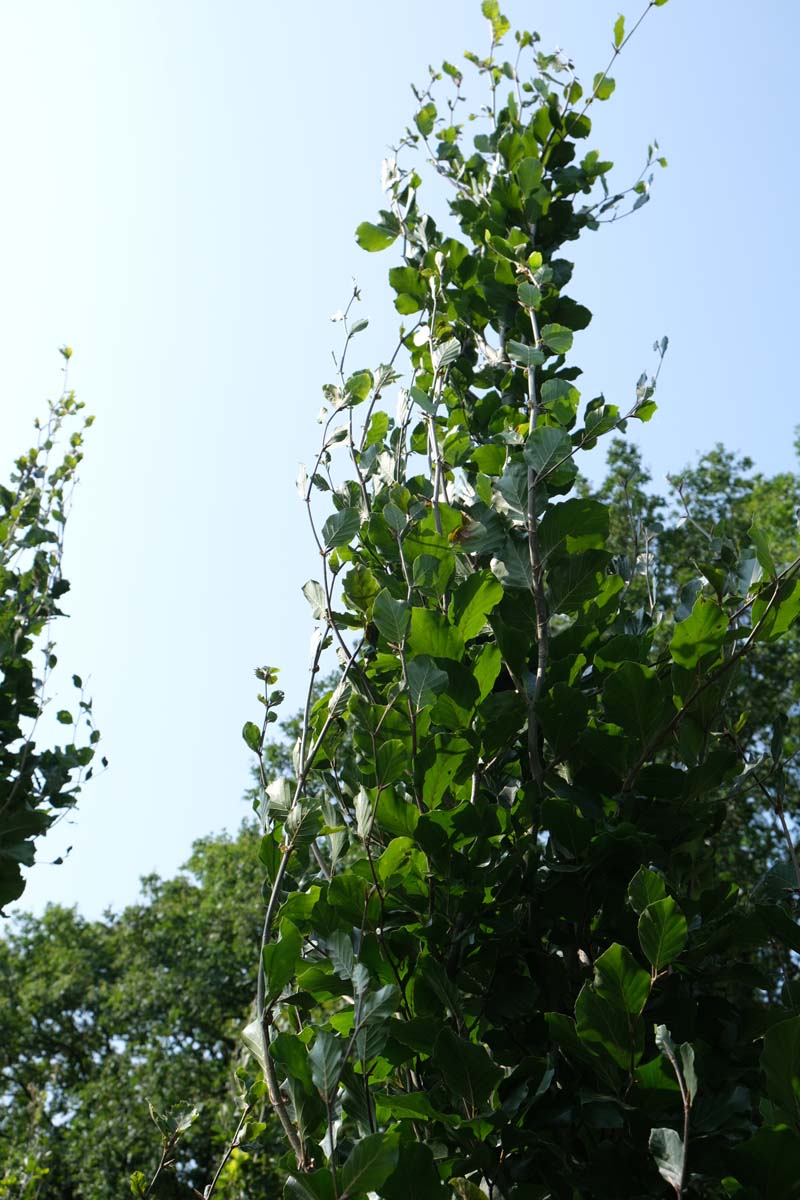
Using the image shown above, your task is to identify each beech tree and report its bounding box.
[226,4,800,1197]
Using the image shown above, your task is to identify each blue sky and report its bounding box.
[4,0,799,917]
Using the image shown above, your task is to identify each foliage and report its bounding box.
[238,5,800,1198]
[0,826,281,1199]
[0,352,101,911]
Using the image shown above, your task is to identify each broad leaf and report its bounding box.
[638,897,688,969]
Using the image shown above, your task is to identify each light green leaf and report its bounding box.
[613,14,625,47]
[414,102,437,137]
[242,721,261,752]
[372,588,410,643]
[355,221,397,252]
[345,369,373,402]
[481,0,510,40]
[638,897,688,970]
[592,73,616,101]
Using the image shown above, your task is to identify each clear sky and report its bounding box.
[3,0,799,917]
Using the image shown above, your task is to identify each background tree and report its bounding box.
[0,353,100,910]
[0,824,282,1199]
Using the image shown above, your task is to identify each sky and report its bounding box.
[3,0,799,918]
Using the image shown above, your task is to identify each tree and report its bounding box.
[0,354,100,910]
[236,4,800,1198]
[0,824,281,1199]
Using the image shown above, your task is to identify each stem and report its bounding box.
[525,309,548,791]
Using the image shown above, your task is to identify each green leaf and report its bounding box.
[613,14,625,47]
[603,661,671,744]
[491,536,533,590]
[628,866,667,915]
[56,709,73,724]
[327,931,355,980]
[516,156,544,195]
[761,1015,800,1128]
[517,282,541,309]
[540,323,574,355]
[242,721,261,752]
[345,369,373,402]
[434,1027,503,1109]
[547,550,608,614]
[372,588,410,643]
[752,578,800,643]
[408,609,465,660]
[302,579,327,620]
[541,795,591,856]
[262,918,302,1007]
[575,984,643,1070]
[670,595,728,669]
[492,462,529,525]
[638,897,688,970]
[593,943,651,1014]
[450,572,503,640]
[592,73,616,101]
[340,1131,400,1199]
[130,1171,147,1197]
[524,426,572,477]
[481,0,510,40]
[406,655,449,710]
[356,221,398,252]
[285,1170,335,1200]
[422,737,471,808]
[414,102,437,137]
[539,498,608,558]
[309,1030,345,1100]
[649,1127,684,1192]
[271,1031,314,1093]
[383,1143,446,1200]
[376,738,407,787]
[753,523,777,578]
[322,508,360,550]
[507,340,544,368]
[450,1180,486,1200]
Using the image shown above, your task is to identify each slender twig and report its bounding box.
[525,307,548,791]
[204,1104,253,1199]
